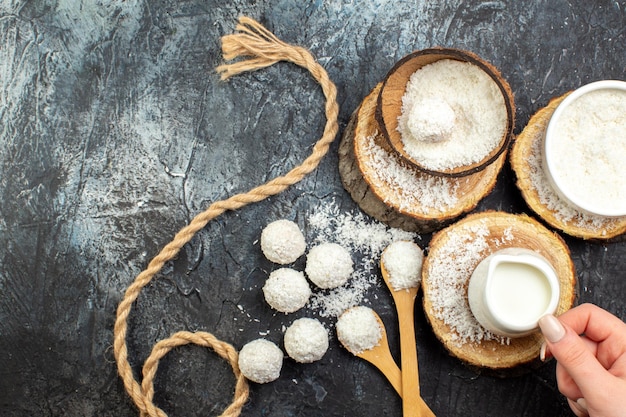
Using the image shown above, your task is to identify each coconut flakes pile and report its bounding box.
[361,133,460,212]
[306,200,418,318]
[425,221,513,346]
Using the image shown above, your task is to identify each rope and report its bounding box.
[139,331,249,417]
[113,16,339,416]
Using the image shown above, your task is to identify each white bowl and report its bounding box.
[468,248,560,338]
[543,80,626,217]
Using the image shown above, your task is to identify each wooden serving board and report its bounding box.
[338,83,506,234]
[422,211,577,371]
[510,93,626,241]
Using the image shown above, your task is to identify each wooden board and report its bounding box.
[338,83,506,234]
[510,94,626,241]
[422,211,577,371]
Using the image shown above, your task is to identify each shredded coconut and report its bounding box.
[407,98,456,143]
[262,268,311,313]
[528,134,615,231]
[397,59,507,171]
[261,219,307,264]
[305,243,354,289]
[283,318,329,363]
[336,306,382,354]
[425,221,512,346]
[238,339,284,384]
[305,200,418,317]
[360,133,460,212]
[547,88,626,215]
[381,241,424,291]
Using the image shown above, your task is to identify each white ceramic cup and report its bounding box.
[468,248,560,338]
[543,79,626,217]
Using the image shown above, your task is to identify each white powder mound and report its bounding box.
[407,98,456,143]
[261,219,307,264]
[262,268,312,313]
[238,339,284,384]
[306,201,418,317]
[361,134,460,212]
[425,222,513,346]
[336,306,382,354]
[528,137,614,232]
[305,243,354,289]
[283,318,329,363]
[397,59,507,171]
[381,241,424,291]
[547,88,626,214]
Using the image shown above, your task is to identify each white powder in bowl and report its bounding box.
[238,339,283,384]
[546,87,626,216]
[381,241,424,291]
[305,243,354,289]
[262,268,311,313]
[407,98,456,143]
[528,136,612,229]
[261,219,307,264]
[283,318,329,363]
[336,306,382,354]
[397,59,507,171]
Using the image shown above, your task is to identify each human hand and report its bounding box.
[539,303,626,417]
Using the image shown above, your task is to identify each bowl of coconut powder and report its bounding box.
[543,80,626,217]
[376,48,515,177]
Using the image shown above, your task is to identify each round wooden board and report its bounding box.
[422,211,577,371]
[338,83,506,234]
[510,93,626,241]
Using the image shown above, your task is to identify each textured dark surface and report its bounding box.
[1,1,626,416]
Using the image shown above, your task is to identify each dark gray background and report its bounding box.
[1,1,625,416]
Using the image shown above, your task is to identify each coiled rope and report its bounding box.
[113,16,339,417]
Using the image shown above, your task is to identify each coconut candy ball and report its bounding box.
[238,339,283,384]
[305,243,354,289]
[262,268,312,313]
[284,318,329,363]
[260,219,307,264]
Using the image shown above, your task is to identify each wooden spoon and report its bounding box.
[338,308,433,413]
[339,308,402,395]
[381,247,435,417]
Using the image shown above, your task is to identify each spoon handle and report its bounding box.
[397,290,436,417]
[358,342,402,396]
[358,338,435,415]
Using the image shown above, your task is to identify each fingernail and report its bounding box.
[539,342,553,362]
[538,314,566,343]
[576,398,588,412]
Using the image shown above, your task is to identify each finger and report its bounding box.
[539,314,614,399]
[596,336,626,372]
[567,398,589,417]
[559,304,626,369]
[608,353,626,379]
[558,304,626,345]
[556,362,583,400]
[541,334,598,362]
